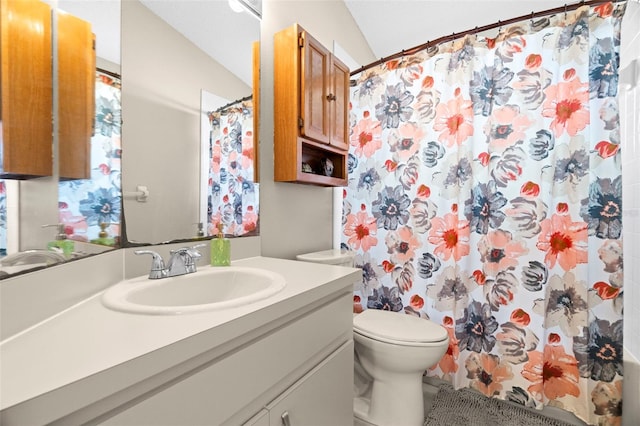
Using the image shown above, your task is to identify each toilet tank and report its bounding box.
[296,249,355,267]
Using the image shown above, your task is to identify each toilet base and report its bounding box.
[354,414,376,426]
[353,374,425,426]
[354,396,376,425]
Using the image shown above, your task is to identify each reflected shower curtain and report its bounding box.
[207,99,258,236]
[344,3,625,424]
[58,71,122,244]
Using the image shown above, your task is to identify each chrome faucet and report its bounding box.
[135,244,205,279]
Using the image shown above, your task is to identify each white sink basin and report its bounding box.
[101,266,286,315]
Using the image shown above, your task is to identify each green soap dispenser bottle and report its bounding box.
[90,222,116,246]
[43,223,74,258]
[210,223,230,266]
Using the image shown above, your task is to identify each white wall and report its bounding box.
[259,0,374,260]
[620,2,640,424]
[121,0,252,244]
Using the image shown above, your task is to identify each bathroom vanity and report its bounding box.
[0,256,360,425]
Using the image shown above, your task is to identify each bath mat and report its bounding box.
[424,383,576,426]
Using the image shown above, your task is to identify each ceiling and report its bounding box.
[138,0,260,86]
[343,1,572,59]
[64,0,575,85]
[149,0,571,84]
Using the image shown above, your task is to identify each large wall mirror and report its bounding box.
[0,0,121,277]
[0,0,260,278]
[121,0,260,246]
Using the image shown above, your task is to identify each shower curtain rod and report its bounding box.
[350,0,625,77]
[213,94,253,113]
[97,67,120,79]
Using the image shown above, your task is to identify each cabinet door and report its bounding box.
[328,55,349,151]
[268,340,354,426]
[0,0,53,178]
[58,11,95,180]
[300,31,330,145]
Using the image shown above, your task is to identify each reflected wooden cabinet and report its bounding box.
[58,11,95,180]
[253,40,260,183]
[0,0,95,180]
[0,0,53,179]
[274,23,349,187]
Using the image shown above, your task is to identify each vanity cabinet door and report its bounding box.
[268,340,354,426]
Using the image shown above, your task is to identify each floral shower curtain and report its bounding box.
[59,70,122,245]
[344,3,625,424]
[206,99,259,236]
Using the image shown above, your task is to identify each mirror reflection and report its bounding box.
[121,0,259,245]
[200,90,258,237]
[0,0,260,278]
[0,0,121,276]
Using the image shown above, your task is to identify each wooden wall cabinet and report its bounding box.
[0,0,53,179]
[274,23,350,187]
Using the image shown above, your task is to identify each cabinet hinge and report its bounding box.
[298,117,304,128]
[298,34,304,48]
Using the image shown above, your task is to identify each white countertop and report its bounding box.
[0,256,360,424]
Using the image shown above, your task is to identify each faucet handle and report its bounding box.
[135,250,167,279]
[187,243,206,261]
[182,244,206,273]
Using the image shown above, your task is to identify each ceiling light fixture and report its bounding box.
[227,0,261,20]
[227,0,244,13]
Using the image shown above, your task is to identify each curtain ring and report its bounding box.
[564,4,568,18]
[530,11,534,25]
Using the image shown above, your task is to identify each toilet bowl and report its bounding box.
[353,309,449,426]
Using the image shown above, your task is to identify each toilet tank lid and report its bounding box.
[353,309,448,343]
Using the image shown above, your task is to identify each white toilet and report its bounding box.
[296,248,356,267]
[353,309,449,426]
[296,249,449,426]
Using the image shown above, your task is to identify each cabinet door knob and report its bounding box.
[281,411,291,426]
[326,93,336,101]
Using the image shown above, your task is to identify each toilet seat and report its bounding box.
[353,309,448,346]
